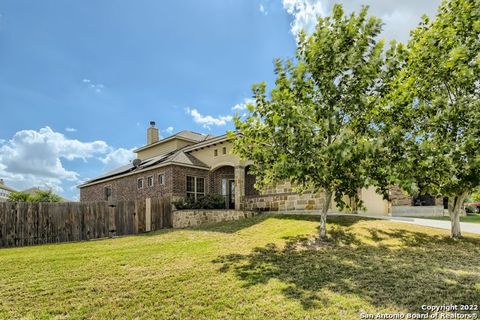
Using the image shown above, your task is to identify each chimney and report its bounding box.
[147,121,159,145]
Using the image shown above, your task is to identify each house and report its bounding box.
[79,122,445,216]
[0,179,16,202]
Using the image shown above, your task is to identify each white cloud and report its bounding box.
[164,126,174,134]
[100,148,135,171]
[282,0,325,36]
[281,0,441,42]
[185,107,233,130]
[82,78,105,93]
[259,4,268,15]
[232,98,255,111]
[0,127,132,195]
[65,127,77,132]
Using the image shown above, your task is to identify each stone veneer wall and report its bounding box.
[243,181,326,211]
[172,209,258,228]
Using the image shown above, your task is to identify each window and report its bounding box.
[137,178,144,189]
[214,149,218,156]
[158,174,165,185]
[186,176,205,199]
[104,186,112,201]
[147,175,154,187]
[222,147,227,155]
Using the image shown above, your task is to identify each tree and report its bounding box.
[7,189,62,203]
[29,190,62,203]
[471,189,480,203]
[233,5,387,240]
[385,0,479,239]
[7,192,30,202]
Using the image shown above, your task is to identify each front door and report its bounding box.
[228,180,235,209]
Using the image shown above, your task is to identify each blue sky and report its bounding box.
[0,0,440,200]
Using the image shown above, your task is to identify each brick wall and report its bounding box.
[208,166,234,194]
[389,186,444,207]
[80,165,209,202]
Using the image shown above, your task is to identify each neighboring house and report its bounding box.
[79,122,445,216]
[0,179,16,202]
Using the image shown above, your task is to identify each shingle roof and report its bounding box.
[79,148,208,188]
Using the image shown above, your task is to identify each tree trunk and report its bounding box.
[319,190,332,240]
[448,193,467,240]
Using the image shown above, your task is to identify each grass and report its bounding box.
[0,214,479,319]
[405,213,480,224]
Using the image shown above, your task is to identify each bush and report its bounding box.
[8,190,62,203]
[465,205,475,214]
[173,194,226,210]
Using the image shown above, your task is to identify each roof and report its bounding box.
[22,187,70,202]
[0,182,16,193]
[182,132,238,152]
[79,148,209,188]
[133,130,215,153]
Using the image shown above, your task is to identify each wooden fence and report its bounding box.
[0,197,172,248]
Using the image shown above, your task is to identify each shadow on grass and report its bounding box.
[213,222,480,312]
[192,213,370,234]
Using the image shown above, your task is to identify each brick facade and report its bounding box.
[80,165,209,202]
[389,186,444,207]
[209,166,234,194]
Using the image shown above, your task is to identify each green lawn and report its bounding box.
[405,214,480,224]
[0,214,479,319]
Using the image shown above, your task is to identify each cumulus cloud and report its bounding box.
[100,148,135,171]
[232,98,255,111]
[281,0,441,42]
[164,126,174,135]
[65,127,77,132]
[0,127,133,194]
[185,107,233,130]
[282,0,325,36]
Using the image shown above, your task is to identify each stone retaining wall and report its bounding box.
[172,209,258,228]
[243,191,326,212]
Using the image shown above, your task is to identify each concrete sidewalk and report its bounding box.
[272,210,480,234]
[330,213,480,235]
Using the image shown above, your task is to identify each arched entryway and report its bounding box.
[209,165,235,209]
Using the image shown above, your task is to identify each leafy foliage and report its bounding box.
[173,194,227,210]
[7,192,31,202]
[381,0,479,238]
[233,5,389,238]
[8,190,62,203]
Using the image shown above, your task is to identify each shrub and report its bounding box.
[465,205,475,214]
[173,194,226,210]
[7,190,62,203]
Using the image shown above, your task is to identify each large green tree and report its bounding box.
[233,5,388,240]
[385,0,479,239]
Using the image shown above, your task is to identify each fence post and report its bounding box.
[146,198,152,232]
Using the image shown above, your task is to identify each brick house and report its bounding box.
[79,122,446,216]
